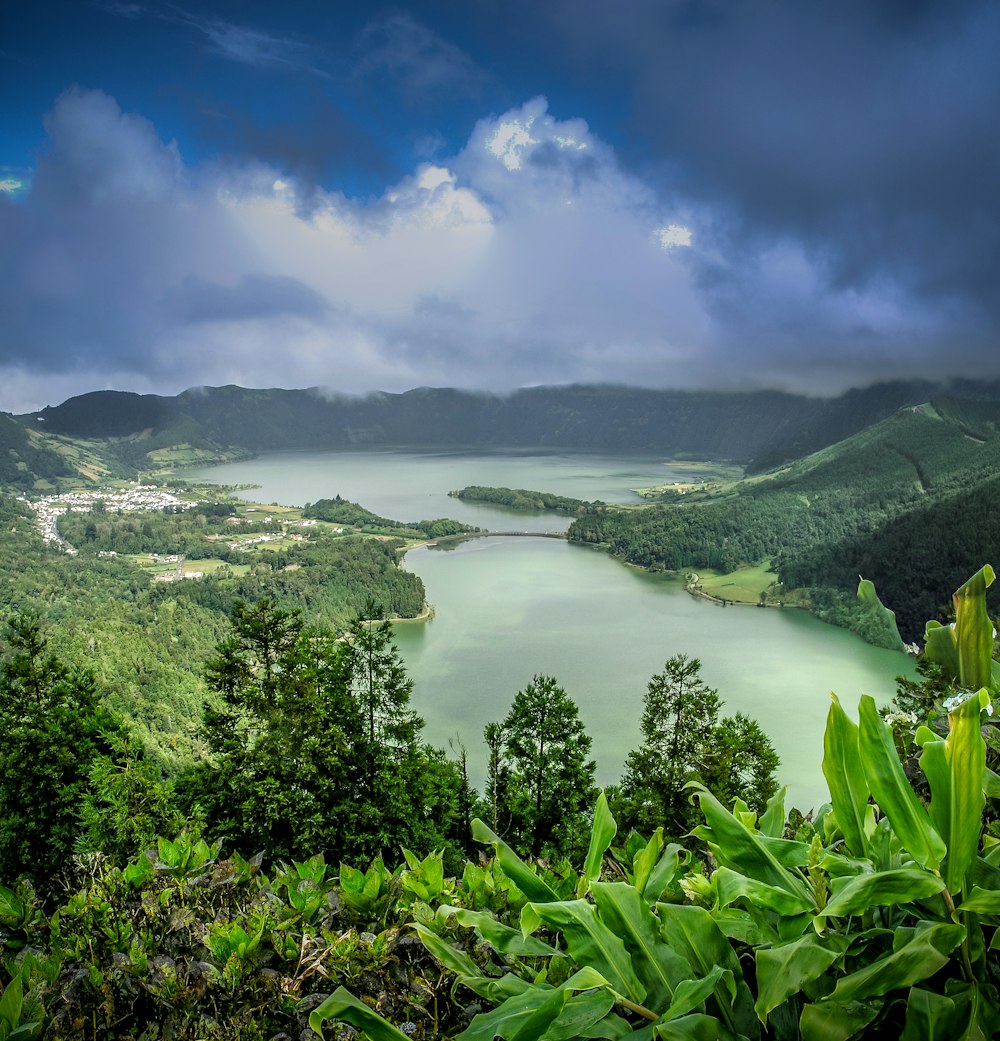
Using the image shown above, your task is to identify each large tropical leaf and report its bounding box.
[472,818,559,903]
[900,987,961,1041]
[858,695,946,870]
[799,999,881,1041]
[437,906,560,957]
[754,933,848,1023]
[309,987,414,1041]
[713,867,816,917]
[822,695,870,857]
[825,922,964,1005]
[590,882,693,1012]
[919,689,989,895]
[819,867,945,918]
[951,565,997,693]
[691,788,814,907]
[583,792,617,883]
[656,903,757,1039]
[527,899,646,1002]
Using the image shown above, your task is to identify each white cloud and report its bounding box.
[6,87,973,411]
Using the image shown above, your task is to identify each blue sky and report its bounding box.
[2,1,999,411]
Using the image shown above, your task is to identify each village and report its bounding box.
[20,484,196,555]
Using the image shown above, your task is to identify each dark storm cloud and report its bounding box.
[163,275,329,325]
[354,11,488,102]
[531,0,1000,339]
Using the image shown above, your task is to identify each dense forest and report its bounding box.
[568,400,1000,642]
[2,560,999,1038]
[0,492,427,767]
[18,379,1000,479]
[450,486,590,514]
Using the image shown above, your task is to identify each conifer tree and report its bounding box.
[490,675,596,860]
[0,613,122,889]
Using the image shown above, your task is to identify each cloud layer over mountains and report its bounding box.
[2,1,999,412]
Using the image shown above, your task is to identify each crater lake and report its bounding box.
[188,449,913,810]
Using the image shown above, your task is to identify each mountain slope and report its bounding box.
[569,397,1000,641]
[20,380,965,469]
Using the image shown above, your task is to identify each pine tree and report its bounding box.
[491,675,596,860]
[0,613,122,890]
[616,655,778,838]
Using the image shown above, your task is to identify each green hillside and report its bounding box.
[569,397,1000,642]
[17,379,960,473]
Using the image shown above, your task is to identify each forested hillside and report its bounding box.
[569,398,1000,641]
[0,490,427,768]
[17,379,986,480]
[1,565,999,1039]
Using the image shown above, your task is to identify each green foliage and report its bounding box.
[0,614,125,891]
[303,495,473,539]
[184,598,470,867]
[486,676,597,860]
[450,485,591,514]
[616,655,779,839]
[77,733,189,862]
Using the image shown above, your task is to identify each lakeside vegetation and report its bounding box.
[449,485,591,514]
[2,568,999,1038]
[6,383,1000,1033]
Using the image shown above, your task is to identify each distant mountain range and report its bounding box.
[11,379,1000,487]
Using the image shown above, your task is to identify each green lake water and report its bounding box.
[188,450,914,811]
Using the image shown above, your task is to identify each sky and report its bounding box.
[2,0,999,412]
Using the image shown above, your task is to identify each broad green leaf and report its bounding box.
[921,690,989,895]
[412,923,485,978]
[925,621,960,681]
[0,976,23,1030]
[819,867,945,918]
[827,922,964,1004]
[541,989,616,1041]
[642,843,686,904]
[691,787,814,907]
[901,987,960,1041]
[951,566,996,692]
[714,866,815,916]
[584,792,618,883]
[662,966,729,1021]
[822,695,870,857]
[657,903,757,1040]
[948,981,1000,1040]
[799,999,881,1041]
[653,1014,737,1040]
[924,566,998,692]
[711,909,767,946]
[472,818,559,903]
[984,768,1000,799]
[578,1012,633,1039]
[959,886,1000,915]
[459,984,562,1041]
[439,906,560,956]
[754,934,847,1022]
[590,882,692,1012]
[858,695,946,870]
[309,986,413,1041]
[528,899,646,1002]
[759,786,787,838]
[857,578,905,652]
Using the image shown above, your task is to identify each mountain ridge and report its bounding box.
[13,379,979,481]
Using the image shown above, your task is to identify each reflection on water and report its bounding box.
[186,449,914,813]
[395,537,914,813]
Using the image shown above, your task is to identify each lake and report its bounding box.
[188,449,913,811]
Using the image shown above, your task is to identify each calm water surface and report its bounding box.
[188,450,913,811]
[187,449,709,532]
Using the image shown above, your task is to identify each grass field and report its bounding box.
[694,562,778,603]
